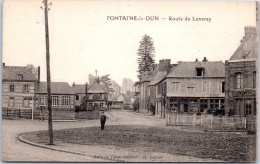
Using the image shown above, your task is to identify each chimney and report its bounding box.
[202,57,208,62]
[159,59,171,72]
[195,58,199,62]
[2,63,5,68]
[72,82,75,88]
[37,66,40,81]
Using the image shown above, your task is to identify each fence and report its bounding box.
[166,114,247,131]
[2,107,35,119]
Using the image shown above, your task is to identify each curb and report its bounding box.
[18,134,125,162]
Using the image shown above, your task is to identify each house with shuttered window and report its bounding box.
[2,63,40,110]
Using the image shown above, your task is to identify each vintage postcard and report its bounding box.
[2,0,258,162]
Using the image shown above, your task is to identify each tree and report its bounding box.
[137,34,155,80]
[97,74,114,94]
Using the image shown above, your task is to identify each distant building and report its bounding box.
[225,26,257,116]
[84,81,108,110]
[2,63,40,109]
[121,78,134,94]
[72,82,87,109]
[36,82,75,110]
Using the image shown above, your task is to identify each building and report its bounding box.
[84,81,108,110]
[72,82,87,109]
[148,59,176,118]
[139,70,156,113]
[164,58,226,116]
[225,26,257,116]
[36,82,75,110]
[2,63,40,110]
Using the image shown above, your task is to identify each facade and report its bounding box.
[72,83,87,109]
[139,71,155,113]
[36,82,75,110]
[2,63,40,110]
[165,59,226,116]
[149,59,174,116]
[225,26,257,116]
[85,81,108,110]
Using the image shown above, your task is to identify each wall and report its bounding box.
[225,60,257,115]
[166,78,225,97]
[36,94,75,109]
[2,81,36,109]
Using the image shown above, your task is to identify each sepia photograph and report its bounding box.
[1,0,258,162]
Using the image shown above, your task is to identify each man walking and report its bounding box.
[100,111,107,130]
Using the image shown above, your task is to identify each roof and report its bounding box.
[2,66,38,81]
[37,82,75,94]
[230,26,257,60]
[140,65,159,83]
[73,84,86,94]
[122,94,132,104]
[167,61,225,78]
[87,81,107,93]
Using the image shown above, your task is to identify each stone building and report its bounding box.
[36,82,75,110]
[2,63,40,109]
[165,59,226,115]
[225,26,257,116]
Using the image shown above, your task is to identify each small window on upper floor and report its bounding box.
[17,74,23,80]
[196,68,205,76]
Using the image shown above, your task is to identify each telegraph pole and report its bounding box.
[41,0,53,145]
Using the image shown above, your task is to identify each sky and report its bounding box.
[2,0,257,86]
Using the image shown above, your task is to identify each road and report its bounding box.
[2,110,221,162]
[2,110,165,162]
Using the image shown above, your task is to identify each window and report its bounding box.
[89,103,93,108]
[210,99,219,110]
[62,96,70,106]
[196,68,205,76]
[253,71,256,88]
[202,81,210,92]
[10,85,14,92]
[187,87,195,93]
[52,96,59,106]
[245,99,252,115]
[100,103,103,108]
[218,82,225,93]
[93,94,100,99]
[24,85,29,92]
[235,73,243,89]
[200,99,208,112]
[172,82,180,92]
[9,97,15,107]
[23,98,29,107]
[40,97,47,106]
[17,74,23,80]
[157,83,162,94]
[76,95,79,100]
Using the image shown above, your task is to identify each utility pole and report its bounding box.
[41,0,53,145]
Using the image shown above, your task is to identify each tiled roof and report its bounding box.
[3,66,37,81]
[37,82,75,94]
[230,26,257,60]
[149,71,168,86]
[140,65,159,83]
[87,81,107,93]
[73,84,86,94]
[167,61,225,78]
